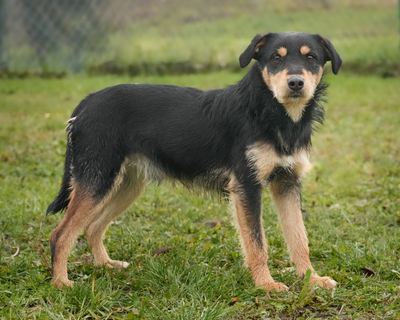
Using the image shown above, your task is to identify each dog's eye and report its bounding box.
[273,55,282,63]
[307,55,315,61]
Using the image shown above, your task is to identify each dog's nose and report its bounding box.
[287,76,304,92]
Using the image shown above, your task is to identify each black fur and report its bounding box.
[47,31,342,290]
[48,67,325,211]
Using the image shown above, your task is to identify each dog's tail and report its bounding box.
[46,145,72,215]
[46,120,75,215]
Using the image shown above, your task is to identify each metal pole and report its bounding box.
[0,0,5,68]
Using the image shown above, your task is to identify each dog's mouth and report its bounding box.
[288,91,303,98]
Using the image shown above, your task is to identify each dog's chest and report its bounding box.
[246,142,312,183]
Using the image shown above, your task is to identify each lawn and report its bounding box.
[1,70,400,319]
[4,2,399,76]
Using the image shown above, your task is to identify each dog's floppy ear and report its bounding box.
[319,36,342,75]
[239,33,270,68]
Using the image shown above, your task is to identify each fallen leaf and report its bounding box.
[361,267,375,277]
[131,308,139,315]
[328,204,341,211]
[274,258,286,265]
[74,237,88,248]
[229,297,239,305]
[200,219,221,228]
[71,253,93,265]
[152,246,174,257]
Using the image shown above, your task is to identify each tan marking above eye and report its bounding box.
[277,47,287,57]
[300,45,311,55]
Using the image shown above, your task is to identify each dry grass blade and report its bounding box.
[39,222,52,270]
[104,311,113,320]
[391,291,400,305]
[11,246,19,257]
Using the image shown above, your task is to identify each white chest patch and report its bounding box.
[279,155,296,169]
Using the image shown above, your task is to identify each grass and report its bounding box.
[3,2,399,76]
[99,7,398,66]
[84,5,400,77]
[1,70,400,319]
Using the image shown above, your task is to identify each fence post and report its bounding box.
[0,0,4,68]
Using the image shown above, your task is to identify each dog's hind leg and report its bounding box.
[85,161,146,269]
[50,186,99,288]
[269,170,336,289]
[228,176,288,292]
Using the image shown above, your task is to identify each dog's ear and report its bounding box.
[319,36,342,75]
[239,33,270,68]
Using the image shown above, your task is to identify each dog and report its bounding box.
[47,31,342,290]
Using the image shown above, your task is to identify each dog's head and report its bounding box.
[240,32,342,121]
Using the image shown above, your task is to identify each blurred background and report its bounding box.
[0,0,399,77]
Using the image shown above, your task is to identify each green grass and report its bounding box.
[103,7,398,63]
[1,71,400,319]
[4,2,399,76]
[87,6,400,77]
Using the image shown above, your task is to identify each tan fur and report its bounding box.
[51,159,147,288]
[255,38,267,53]
[246,143,312,181]
[277,47,287,57]
[228,177,288,291]
[269,182,313,276]
[309,274,337,288]
[278,148,312,178]
[262,66,323,122]
[293,149,312,179]
[51,186,99,288]
[246,142,280,183]
[282,99,307,122]
[303,67,323,97]
[300,45,311,55]
[134,154,166,183]
[269,157,336,289]
[85,161,146,269]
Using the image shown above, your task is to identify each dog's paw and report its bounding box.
[52,278,74,288]
[310,274,337,289]
[106,260,130,269]
[261,282,289,292]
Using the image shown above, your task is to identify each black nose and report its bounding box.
[287,76,304,92]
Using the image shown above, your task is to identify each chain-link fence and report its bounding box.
[0,0,399,76]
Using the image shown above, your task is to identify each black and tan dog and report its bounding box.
[47,32,342,290]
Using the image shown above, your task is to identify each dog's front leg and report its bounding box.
[269,170,336,289]
[228,177,288,292]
